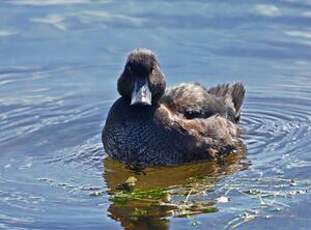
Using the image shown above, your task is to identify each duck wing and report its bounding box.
[161,82,245,122]
[169,112,241,160]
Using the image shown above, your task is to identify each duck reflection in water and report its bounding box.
[103,148,248,230]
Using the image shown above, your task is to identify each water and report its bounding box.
[0,0,311,229]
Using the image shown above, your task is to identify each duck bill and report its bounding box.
[130,78,152,106]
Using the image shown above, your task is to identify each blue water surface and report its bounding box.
[0,0,311,229]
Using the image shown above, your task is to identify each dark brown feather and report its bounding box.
[102,49,246,166]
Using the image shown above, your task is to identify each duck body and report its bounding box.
[102,49,245,166]
[104,98,186,165]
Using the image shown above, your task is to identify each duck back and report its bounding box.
[161,82,245,122]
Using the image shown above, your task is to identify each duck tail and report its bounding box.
[228,82,245,122]
[208,82,245,122]
[207,83,230,97]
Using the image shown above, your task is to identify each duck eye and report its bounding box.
[150,64,156,73]
[127,64,132,72]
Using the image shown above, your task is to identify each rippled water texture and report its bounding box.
[1,0,311,229]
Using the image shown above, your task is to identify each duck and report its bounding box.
[102,48,245,166]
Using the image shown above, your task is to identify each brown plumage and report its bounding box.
[102,48,246,166]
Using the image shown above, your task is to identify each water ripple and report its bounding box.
[1,0,311,227]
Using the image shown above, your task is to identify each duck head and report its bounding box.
[117,48,166,106]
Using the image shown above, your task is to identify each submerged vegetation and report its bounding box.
[110,175,218,221]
